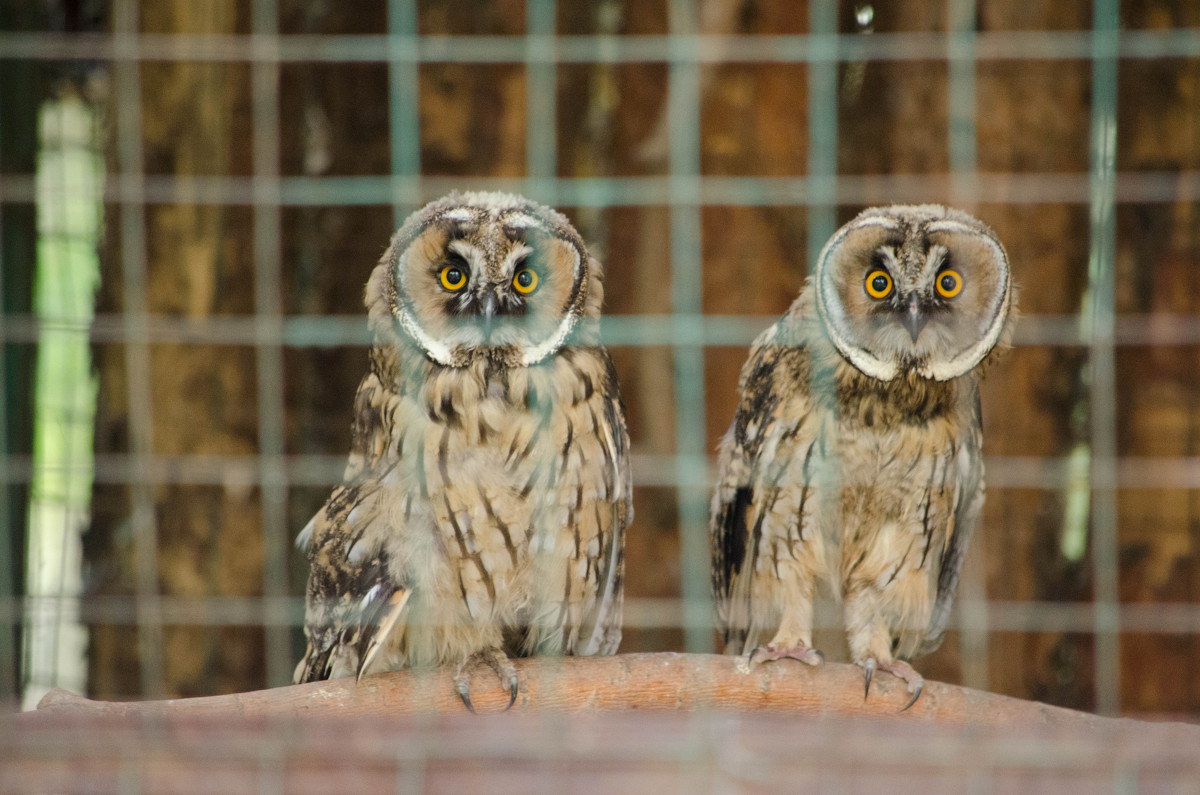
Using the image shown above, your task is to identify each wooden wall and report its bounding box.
[86,0,1200,715]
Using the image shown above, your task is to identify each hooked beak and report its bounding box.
[480,292,498,319]
[478,291,500,338]
[902,296,928,343]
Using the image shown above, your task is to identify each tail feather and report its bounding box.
[357,588,411,682]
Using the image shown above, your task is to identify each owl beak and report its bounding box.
[479,292,498,319]
[474,291,499,338]
[902,297,928,343]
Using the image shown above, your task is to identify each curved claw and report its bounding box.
[861,657,876,700]
[456,679,477,714]
[899,679,923,713]
[858,658,924,711]
[504,679,519,712]
[455,648,518,714]
[747,647,759,666]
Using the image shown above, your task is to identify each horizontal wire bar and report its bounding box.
[1,453,348,488]
[0,710,1168,772]
[1,29,1197,64]
[4,452,1200,491]
[7,312,1200,348]
[10,594,1200,634]
[4,171,1199,207]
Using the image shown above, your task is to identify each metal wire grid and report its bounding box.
[0,0,1197,717]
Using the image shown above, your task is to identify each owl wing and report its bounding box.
[293,475,412,683]
[919,382,985,657]
[536,348,632,658]
[710,321,817,650]
[294,366,413,684]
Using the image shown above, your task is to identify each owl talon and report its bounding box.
[506,679,519,712]
[881,660,924,712]
[747,642,824,668]
[454,675,477,714]
[454,649,519,714]
[495,656,519,712]
[858,657,924,711]
[860,657,876,699]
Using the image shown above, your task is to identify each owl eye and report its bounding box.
[439,264,468,292]
[512,268,539,295]
[865,269,893,299]
[936,269,963,299]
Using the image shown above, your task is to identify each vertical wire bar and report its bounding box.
[806,0,838,265]
[806,0,839,641]
[251,0,291,687]
[1087,0,1120,717]
[948,2,978,204]
[668,0,711,653]
[387,0,420,228]
[384,0,437,703]
[525,0,557,204]
[947,0,990,693]
[113,0,165,698]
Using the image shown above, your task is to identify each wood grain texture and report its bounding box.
[23,653,1200,742]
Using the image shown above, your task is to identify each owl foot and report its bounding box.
[857,657,923,712]
[747,642,825,667]
[453,648,519,714]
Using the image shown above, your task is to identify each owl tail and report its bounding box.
[357,588,412,682]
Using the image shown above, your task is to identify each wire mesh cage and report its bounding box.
[3,0,1200,786]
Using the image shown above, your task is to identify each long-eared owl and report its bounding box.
[711,205,1014,707]
[295,192,632,710]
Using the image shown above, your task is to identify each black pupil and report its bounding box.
[872,274,888,293]
[940,273,955,291]
[517,270,533,288]
[446,268,461,284]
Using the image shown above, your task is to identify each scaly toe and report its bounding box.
[497,661,519,712]
[877,660,924,712]
[857,658,924,711]
[454,649,519,714]
[747,642,825,668]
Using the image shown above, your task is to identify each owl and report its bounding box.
[294,192,632,711]
[710,205,1013,709]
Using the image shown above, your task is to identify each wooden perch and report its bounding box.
[26,652,1200,739]
[12,654,1200,792]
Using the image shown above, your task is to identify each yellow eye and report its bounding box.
[513,268,538,295]
[439,265,467,291]
[865,269,893,299]
[936,269,963,298]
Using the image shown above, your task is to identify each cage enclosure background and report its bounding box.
[1,0,1200,746]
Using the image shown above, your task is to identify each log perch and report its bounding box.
[11,654,1200,792]
[26,652,1200,739]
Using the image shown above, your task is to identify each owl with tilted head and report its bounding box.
[711,205,1014,708]
[295,192,632,711]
